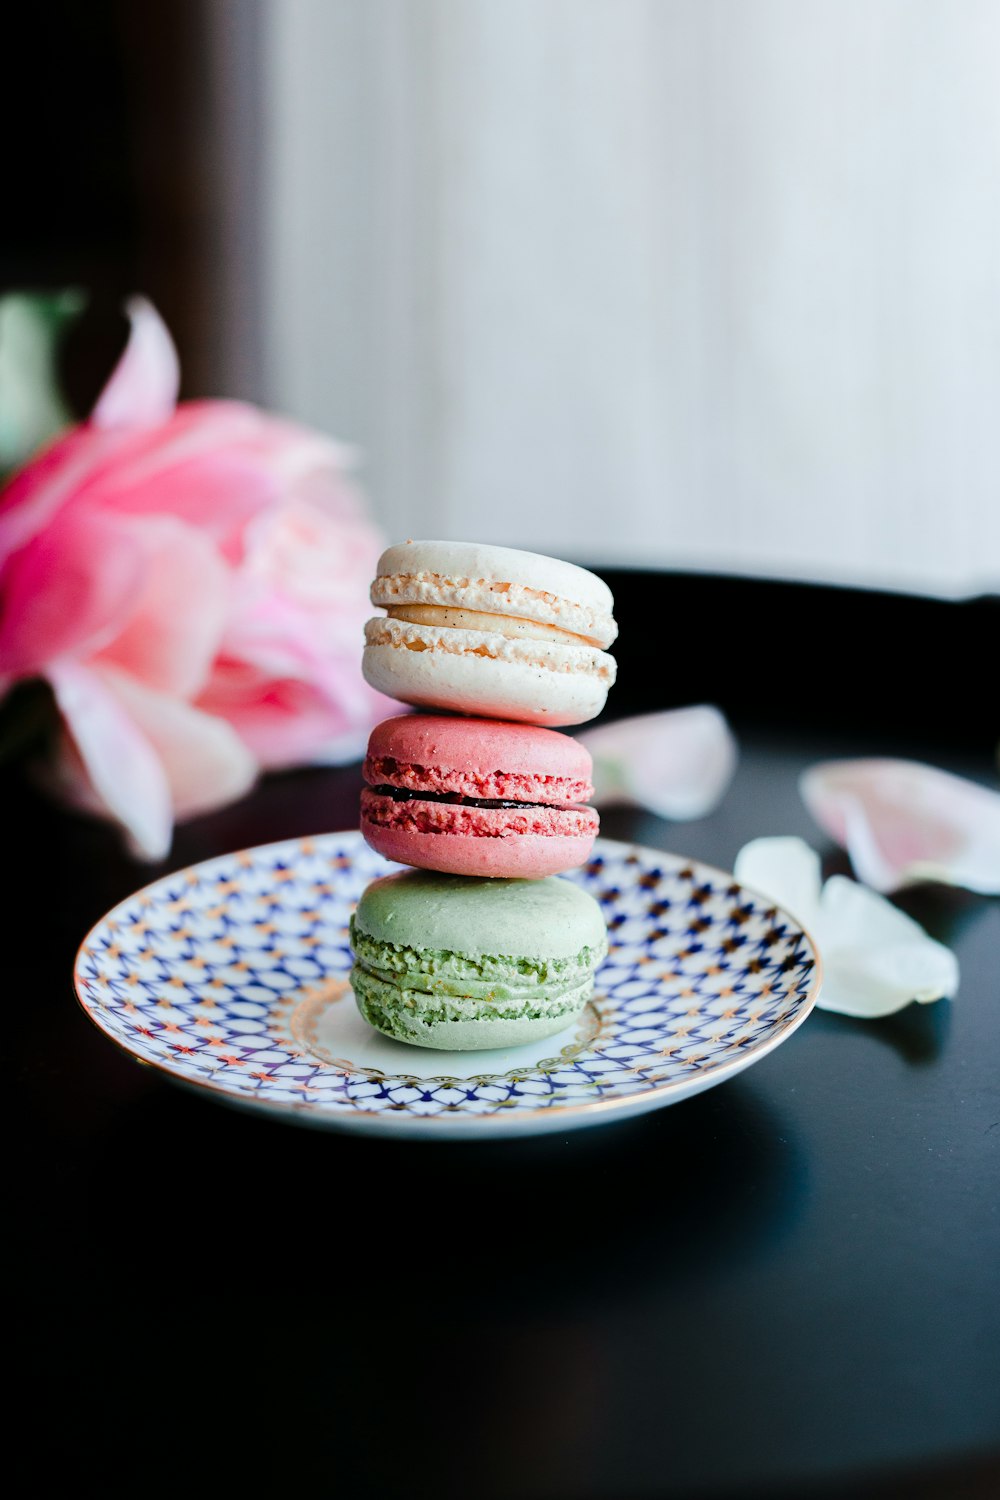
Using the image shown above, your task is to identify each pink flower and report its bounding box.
[0,297,393,858]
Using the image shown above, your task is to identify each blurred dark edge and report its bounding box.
[2,0,264,403]
[704,1449,1000,1500]
[597,568,998,756]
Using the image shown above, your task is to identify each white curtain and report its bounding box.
[262,0,1000,597]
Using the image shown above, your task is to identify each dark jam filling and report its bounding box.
[371,784,543,811]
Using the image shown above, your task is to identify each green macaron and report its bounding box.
[349,869,608,1050]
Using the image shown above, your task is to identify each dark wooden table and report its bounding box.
[9,574,999,1499]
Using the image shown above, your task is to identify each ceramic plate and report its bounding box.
[74,832,821,1139]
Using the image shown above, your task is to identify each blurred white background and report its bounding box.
[261,0,1000,597]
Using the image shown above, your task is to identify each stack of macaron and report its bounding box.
[349,540,618,1051]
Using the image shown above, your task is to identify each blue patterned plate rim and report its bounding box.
[73,832,823,1134]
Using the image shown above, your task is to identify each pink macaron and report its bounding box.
[361,714,599,878]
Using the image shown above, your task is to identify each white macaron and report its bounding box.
[362,540,618,727]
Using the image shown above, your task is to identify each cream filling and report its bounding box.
[371,572,617,648]
[364,617,617,680]
[386,603,593,648]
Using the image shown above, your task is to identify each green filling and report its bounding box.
[349,916,604,999]
[351,963,591,1034]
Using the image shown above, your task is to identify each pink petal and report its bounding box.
[218,498,381,695]
[200,488,389,765]
[45,661,172,859]
[197,658,389,769]
[579,706,738,819]
[0,401,354,566]
[0,508,147,675]
[90,296,180,430]
[100,665,257,821]
[0,424,124,558]
[801,759,1000,895]
[0,296,180,557]
[0,407,275,567]
[80,403,331,555]
[93,516,230,697]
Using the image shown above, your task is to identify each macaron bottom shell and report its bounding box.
[350,964,594,1050]
[362,821,596,878]
[360,787,598,877]
[362,619,614,726]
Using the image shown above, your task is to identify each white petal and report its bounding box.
[731,841,959,1020]
[801,758,1000,895]
[579,705,737,819]
[732,836,823,930]
[91,296,180,430]
[814,876,959,1018]
[97,666,258,822]
[46,661,172,860]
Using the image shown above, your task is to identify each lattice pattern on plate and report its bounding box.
[75,833,819,1133]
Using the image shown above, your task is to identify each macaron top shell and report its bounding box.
[371,539,617,649]
[364,714,594,802]
[352,869,607,962]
